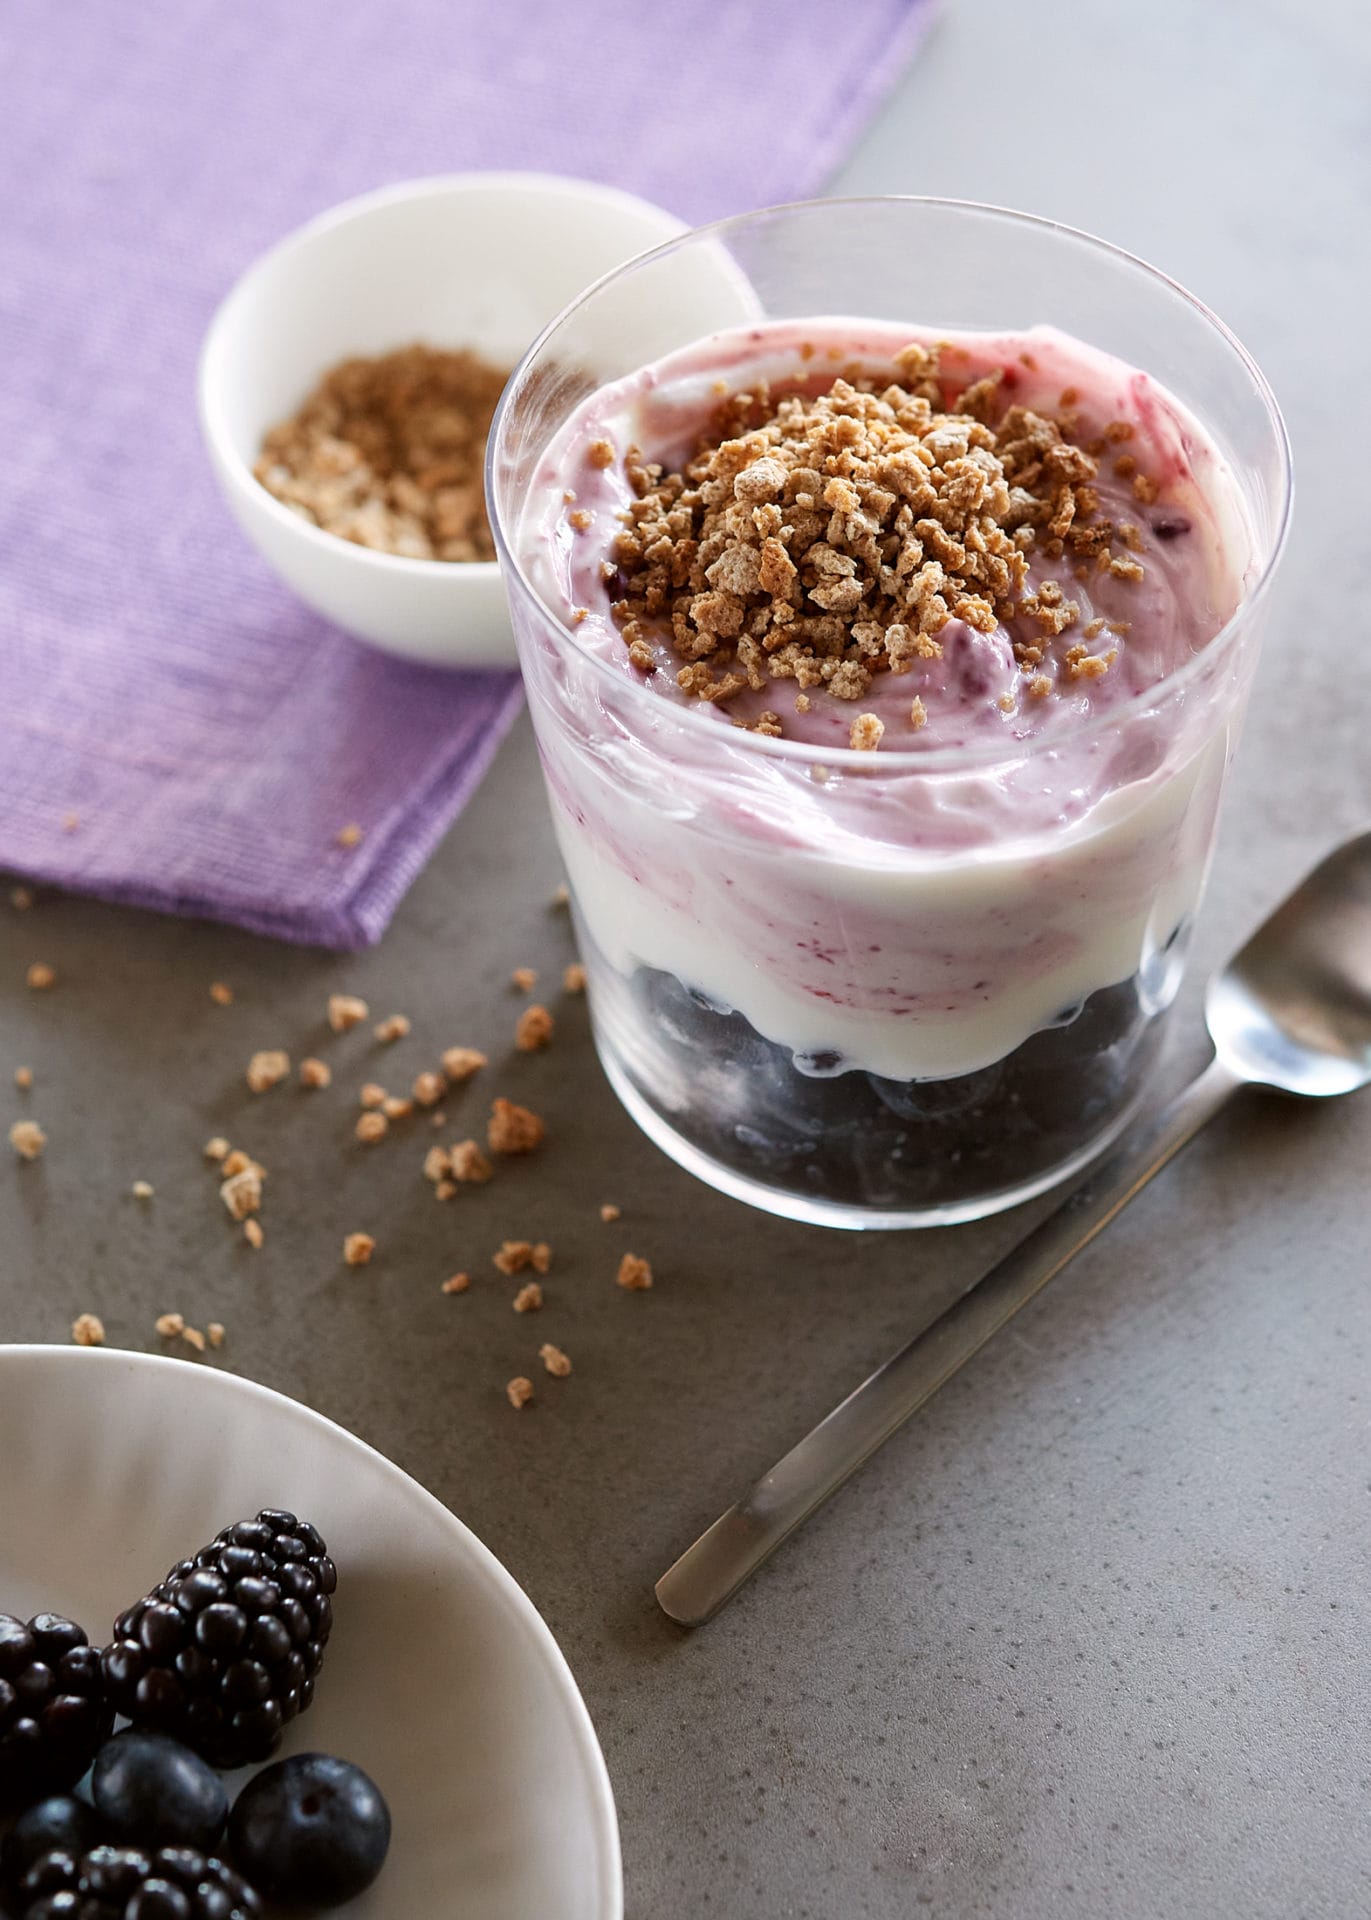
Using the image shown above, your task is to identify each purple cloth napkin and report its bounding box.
[0,0,933,947]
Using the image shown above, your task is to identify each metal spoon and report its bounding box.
[656,833,1371,1628]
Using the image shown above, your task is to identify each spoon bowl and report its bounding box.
[1207,831,1371,1097]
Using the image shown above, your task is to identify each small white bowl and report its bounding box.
[198,173,687,669]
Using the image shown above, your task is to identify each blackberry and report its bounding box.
[0,1613,112,1809]
[2,1798,105,1894]
[16,1844,260,1920]
[102,1511,335,1770]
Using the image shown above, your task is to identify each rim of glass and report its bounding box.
[487,194,1294,773]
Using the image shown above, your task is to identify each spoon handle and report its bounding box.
[656,1053,1244,1628]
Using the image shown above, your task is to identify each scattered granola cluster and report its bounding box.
[8,887,650,1409]
[603,341,1148,742]
[254,345,509,562]
[155,1310,224,1355]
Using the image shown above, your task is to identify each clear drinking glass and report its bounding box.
[488,199,1292,1229]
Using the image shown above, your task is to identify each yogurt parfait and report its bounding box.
[489,200,1291,1227]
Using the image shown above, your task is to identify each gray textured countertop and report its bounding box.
[3,2,1369,1914]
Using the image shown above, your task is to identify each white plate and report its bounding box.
[0,1346,621,1920]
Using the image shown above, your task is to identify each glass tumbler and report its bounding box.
[488,198,1291,1229]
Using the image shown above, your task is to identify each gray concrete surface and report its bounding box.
[3,1,1369,1913]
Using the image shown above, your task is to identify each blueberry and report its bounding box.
[1,1796,104,1891]
[91,1731,228,1851]
[228,1753,390,1905]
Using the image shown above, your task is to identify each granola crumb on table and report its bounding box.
[512,1282,544,1313]
[411,1070,446,1107]
[359,1082,387,1110]
[487,1098,545,1155]
[506,1376,534,1410]
[449,1139,494,1183]
[442,1272,470,1294]
[71,1312,104,1347]
[10,887,33,911]
[299,1057,332,1089]
[515,1004,554,1051]
[562,964,587,994]
[245,1049,290,1093]
[10,1119,47,1161]
[441,1046,487,1082]
[209,981,234,1006]
[374,1013,411,1044]
[243,1217,264,1249]
[510,968,537,994]
[616,1252,653,1291]
[14,1066,33,1090]
[182,1325,207,1354]
[155,1312,185,1338]
[539,1343,572,1378]
[343,1231,376,1267]
[220,1165,262,1220]
[328,993,369,1033]
[203,1136,230,1162]
[355,1110,388,1145]
[131,1180,154,1201]
[599,1202,621,1223]
[434,1178,457,1201]
[207,1322,226,1348]
[26,962,56,991]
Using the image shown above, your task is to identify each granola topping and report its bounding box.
[254,345,509,563]
[595,336,1160,743]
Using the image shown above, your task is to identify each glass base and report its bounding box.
[598,1044,1147,1229]
[585,949,1180,1229]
